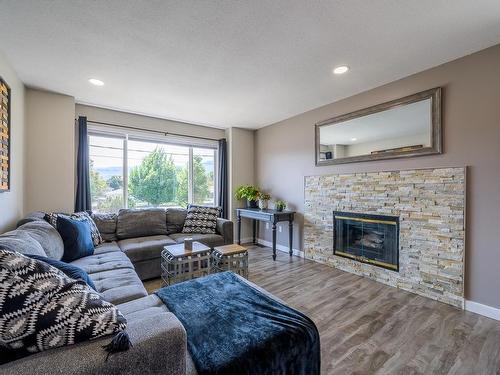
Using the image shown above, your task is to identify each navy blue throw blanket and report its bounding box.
[155,272,320,375]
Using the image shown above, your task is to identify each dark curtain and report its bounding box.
[75,116,91,212]
[217,138,228,218]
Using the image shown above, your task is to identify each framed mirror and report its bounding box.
[315,87,442,165]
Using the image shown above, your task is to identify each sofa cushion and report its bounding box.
[0,230,46,257]
[166,208,187,234]
[118,235,176,263]
[116,208,167,240]
[93,241,122,255]
[17,220,64,260]
[169,233,224,249]
[45,212,103,247]
[27,254,97,291]
[182,205,220,234]
[0,250,127,365]
[90,268,148,305]
[70,251,134,274]
[57,216,95,262]
[118,294,168,321]
[92,212,117,242]
[71,212,103,246]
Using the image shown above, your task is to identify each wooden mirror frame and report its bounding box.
[315,87,442,166]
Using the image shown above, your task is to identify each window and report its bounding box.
[89,135,124,213]
[88,130,217,213]
[192,147,216,205]
[127,139,189,208]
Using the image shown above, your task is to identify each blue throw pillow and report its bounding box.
[57,216,95,262]
[27,254,97,291]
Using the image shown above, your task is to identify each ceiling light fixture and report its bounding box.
[350,137,357,141]
[333,65,350,75]
[88,78,104,86]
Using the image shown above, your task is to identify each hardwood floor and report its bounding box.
[144,245,500,375]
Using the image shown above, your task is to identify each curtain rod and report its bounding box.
[81,119,222,142]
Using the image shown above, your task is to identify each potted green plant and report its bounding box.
[275,200,287,212]
[235,185,260,208]
[258,192,271,210]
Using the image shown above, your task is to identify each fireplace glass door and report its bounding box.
[333,211,399,271]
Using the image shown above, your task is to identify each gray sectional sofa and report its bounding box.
[21,207,233,281]
[0,207,234,374]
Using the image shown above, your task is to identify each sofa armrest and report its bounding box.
[216,218,234,244]
[16,211,47,227]
[0,312,187,375]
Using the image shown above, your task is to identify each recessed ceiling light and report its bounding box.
[333,65,350,75]
[88,78,104,86]
[350,137,357,141]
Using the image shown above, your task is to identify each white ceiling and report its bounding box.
[1,1,500,129]
[320,98,431,145]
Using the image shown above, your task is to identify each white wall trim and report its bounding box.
[465,300,500,321]
[240,237,304,258]
[257,238,305,258]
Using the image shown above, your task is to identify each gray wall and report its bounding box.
[0,51,25,232]
[255,44,500,308]
[76,104,225,140]
[26,89,75,213]
[227,127,255,239]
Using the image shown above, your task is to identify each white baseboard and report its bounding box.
[239,237,253,244]
[257,238,304,258]
[465,300,500,321]
[239,237,304,258]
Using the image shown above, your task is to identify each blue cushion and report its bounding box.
[27,254,97,291]
[57,216,94,262]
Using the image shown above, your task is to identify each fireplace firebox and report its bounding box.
[333,211,399,271]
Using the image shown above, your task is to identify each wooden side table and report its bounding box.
[236,208,295,260]
[161,242,211,286]
[211,244,248,279]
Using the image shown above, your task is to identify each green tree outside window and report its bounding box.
[90,160,107,198]
[128,148,178,206]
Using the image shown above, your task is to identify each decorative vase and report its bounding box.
[247,199,259,209]
[258,199,269,210]
[276,206,283,212]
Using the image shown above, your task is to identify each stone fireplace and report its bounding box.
[304,167,466,308]
[333,211,399,271]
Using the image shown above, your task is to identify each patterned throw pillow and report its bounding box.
[43,212,59,227]
[0,249,127,364]
[182,205,221,234]
[44,212,103,246]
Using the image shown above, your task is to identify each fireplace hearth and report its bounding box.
[333,211,399,271]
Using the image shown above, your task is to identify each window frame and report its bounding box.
[88,127,218,211]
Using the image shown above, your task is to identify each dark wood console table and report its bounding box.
[236,208,295,261]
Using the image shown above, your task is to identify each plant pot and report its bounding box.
[258,199,269,210]
[276,207,284,212]
[246,199,259,209]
